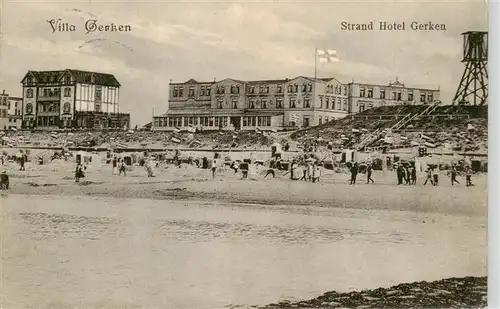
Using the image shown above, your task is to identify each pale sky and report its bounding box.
[0,0,488,126]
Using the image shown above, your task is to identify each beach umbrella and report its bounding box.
[352,128,360,133]
[400,136,408,141]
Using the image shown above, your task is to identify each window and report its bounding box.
[343,99,348,111]
[179,87,184,96]
[308,83,313,92]
[302,84,307,92]
[392,92,397,100]
[169,118,174,127]
[188,86,195,97]
[265,85,269,93]
[243,117,248,127]
[294,84,298,92]
[380,89,385,99]
[319,117,322,125]
[277,85,283,93]
[359,103,365,112]
[64,87,71,97]
[367,89,373,98]
[27,77,32,85]
[304,98,311,108]
[420,93,426,102]
[173,87,178,97]
[63,102,71,113]
[231,85,240,94]
[276,99,283,108]
[259,86,264,93]
[288,85,293,92]
[325,97,329,109]
[95,102,101,112]
[64,75,71,84]
[360,88,365,97]
[43,89,48,97]
[337,98,341,110]
[200,86,205,96]
[249,99,255,109]
[249,86,255,94]
[427,94,433,102]
[262,99,267,109]
[26,103,33,114]
[217,99,223,109]
[206,87,211,96]
[232,99,238,109]
[95,87,102,101]
[303,117,310,127]
[319,96,323,108]
[27,89,33,98]
[290,99,296,108]
[408,92,414,101]
[397,92,402,101]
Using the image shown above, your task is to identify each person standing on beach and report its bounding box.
[366,163,374,184]
[112,156,117,175]
[432,167,439,186]
[450,165,460,185]
[396,163,405,185]
[0,170,10,190]
[423,167,433,186]
[19,154,25,171]
[312,162,321,183]
[465,166,474,187]
[300,163,308,181]
[410,165,417,185]
[349,161,358,185]
[211,156,219,180]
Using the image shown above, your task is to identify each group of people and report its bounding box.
[348,161,375,185]
[289,160,322,182]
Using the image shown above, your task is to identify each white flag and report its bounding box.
[317,49,339,63]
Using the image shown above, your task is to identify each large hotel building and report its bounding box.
[20,69,130,129]
[152,76,440,131]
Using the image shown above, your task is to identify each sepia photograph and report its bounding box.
[0,0,491,308]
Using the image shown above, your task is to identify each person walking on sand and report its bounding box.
[450,165,460,185]
[366,163,374,184]
[423,167,433,186]
[118,159,127,176]
[404,165,411,185]
[349,161,358,185]
[75,163,85,183]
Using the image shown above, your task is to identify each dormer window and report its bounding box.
[65,75,71,84]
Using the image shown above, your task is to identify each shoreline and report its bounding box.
[262,276,487,308]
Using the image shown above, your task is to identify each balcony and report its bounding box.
[38,94,61,101]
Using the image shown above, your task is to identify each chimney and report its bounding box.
[2,90,5,95]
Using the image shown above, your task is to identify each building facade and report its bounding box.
[20,69,130,129]
[347,79,440,113]
[153,76,349,131]
[0,90,23,130]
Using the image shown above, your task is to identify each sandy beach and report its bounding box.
[3,158,487,217]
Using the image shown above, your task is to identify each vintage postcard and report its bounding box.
[0,0,490,308]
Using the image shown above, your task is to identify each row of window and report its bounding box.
[359,87,434,102]
[242,116,272,127]
[318,116,336,125]
[325,85,347,95]
[26,87,73,98]
[24,102,72,114]
[172,82,320,98]
[1,97,7,106]
[319,96,348,111]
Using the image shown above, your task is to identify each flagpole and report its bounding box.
[314,47,317,81]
